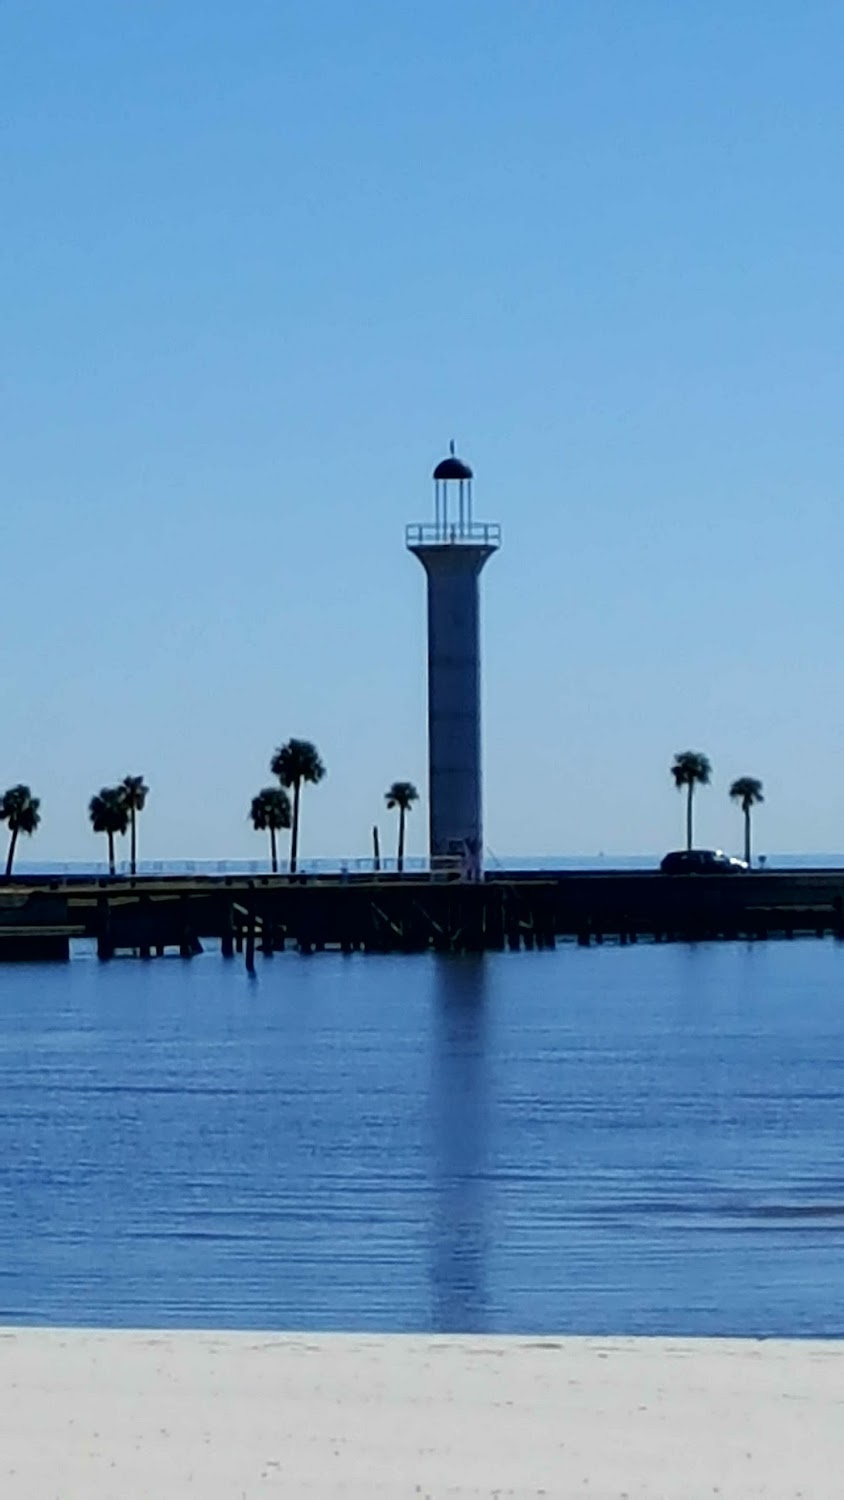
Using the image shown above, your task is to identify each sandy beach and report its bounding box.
[0,1330,841,1498]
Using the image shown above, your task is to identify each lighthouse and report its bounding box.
[406,445,500,872]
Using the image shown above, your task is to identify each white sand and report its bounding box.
[1,1330,842,1498]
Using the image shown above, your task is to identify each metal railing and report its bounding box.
[5,855,465,880]
[405,520,502,548]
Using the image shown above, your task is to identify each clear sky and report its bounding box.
[3,1,843,864]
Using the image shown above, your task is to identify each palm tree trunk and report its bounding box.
[290,780,301,874]
[5,827,19,879]
[130,808,137,876]
[686,784,694,851]
[107,831,115,876]
[744,805,751,866]
[270,826,278,874]
[397,807,406,873]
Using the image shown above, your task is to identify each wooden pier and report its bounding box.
[2,868,844,961]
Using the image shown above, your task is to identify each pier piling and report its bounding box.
[245,911,256,973]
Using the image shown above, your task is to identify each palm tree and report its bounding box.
[729,776,764,866]
[250,787,292,873]
[89,787,129,876]
[671,750,712,851]
[270,738,326,874]
[1,785,41,878]
[385,781,418,873]
[121,774,148,876]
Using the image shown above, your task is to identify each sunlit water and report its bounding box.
[1,940,843,1335]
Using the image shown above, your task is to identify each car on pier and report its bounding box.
[660,849,748,874]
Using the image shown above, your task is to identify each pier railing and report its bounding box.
[6,854,467,881]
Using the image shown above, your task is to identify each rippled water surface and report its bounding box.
[2,941,844,1334]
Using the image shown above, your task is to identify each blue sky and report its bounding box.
[3,1,843,863]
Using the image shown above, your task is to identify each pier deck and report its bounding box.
[2,868,844,960]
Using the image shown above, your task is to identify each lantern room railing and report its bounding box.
[405,520,501,548]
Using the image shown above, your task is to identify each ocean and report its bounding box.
[1,938,843,1335]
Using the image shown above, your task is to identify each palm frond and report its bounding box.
[121,774,149,811]
[249,786,292,832]
[270,738,326,788]
[0,784,40,836]
[88,786,130,837]
[671,750,712,787]
[385,780,419,811]
[729,776,764,808]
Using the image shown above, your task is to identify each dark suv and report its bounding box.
[660,849,748,874]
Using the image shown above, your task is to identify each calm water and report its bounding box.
[1,941,843,1336]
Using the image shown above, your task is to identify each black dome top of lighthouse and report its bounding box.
[433,447,473,481]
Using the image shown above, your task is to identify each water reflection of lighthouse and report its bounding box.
[406,445,500,873]
[428,955,492,1332]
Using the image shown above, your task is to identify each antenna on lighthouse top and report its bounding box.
[449,439,455,456]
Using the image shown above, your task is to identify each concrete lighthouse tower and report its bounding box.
[406,444,501,872]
